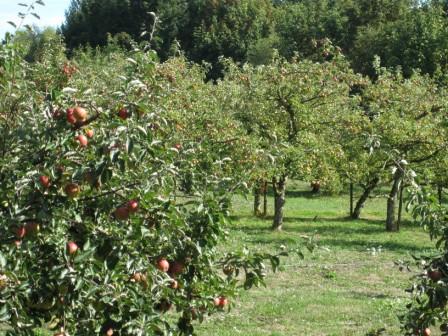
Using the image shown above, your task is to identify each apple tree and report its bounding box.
[0,29,310,336]
[220,49,363,230]
[400,186,448,335]
[354,65,448,231]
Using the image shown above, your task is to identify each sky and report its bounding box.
[0,0,71,37]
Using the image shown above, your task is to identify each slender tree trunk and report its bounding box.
[272,176,287,231]
[397,183,404,230]
[438,185,443,205]
[262,180,268,217]
[351,177,380,219]
[253,180,262,216]
[349,182,354,217]
[386,167,404,232]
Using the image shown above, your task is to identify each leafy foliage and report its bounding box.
[0,24,311,335]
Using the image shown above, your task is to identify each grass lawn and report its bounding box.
[196,181,437,336]
[1,182,439,336]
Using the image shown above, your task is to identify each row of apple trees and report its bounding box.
[2,13,448,336]
[216,45,448,336]
[218,46,448,233]
[0,21,316,336]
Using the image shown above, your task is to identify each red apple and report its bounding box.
[25,222,40,235]
[169,261,184,276]
[131,272,143,283]
[114,207,130,221]
[214,296,228,308]
[39,175,50,188]
[156,258,170,273]
[15,226,26,239]
[76,134,88,147]
[118,108,129,120]
[170,279,179,289]
[66,108,76,124]
[424,327,431,336]
[174,143,181,150]
[85,129,94,138]
[127,200,138,213]
[67,241,78,255]
[73,106,88,122]
[220,297,228,307]
[64,183,80,198]
[14,240,22,248]
[155,299,172,312]
[428,270,442,281]
[106,329,114,336]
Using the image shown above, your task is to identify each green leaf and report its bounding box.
[0,253,6,268]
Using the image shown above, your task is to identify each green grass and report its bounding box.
[2,182,439,335]
[196,181,437,336]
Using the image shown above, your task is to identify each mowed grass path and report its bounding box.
[196,182,437,336]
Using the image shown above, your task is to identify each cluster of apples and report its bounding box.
[65,106,92,147]
[128,258,186,314]
[28,106,135,254]
[13,222,40,246]
[157,258,185,290]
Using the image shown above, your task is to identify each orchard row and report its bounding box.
[0,30,447,335]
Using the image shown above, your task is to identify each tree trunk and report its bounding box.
[262,180,268,217]
[349,182,354,217]
[272,176,287,231]
[386,167,404,232]
[397,183,404,230]
[351,177,380,219]
[253,180,262,216]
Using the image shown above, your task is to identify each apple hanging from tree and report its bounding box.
[39,175,50,188]
[15,226,26,239]
[428,269,442,282]
[155,299,172,312]
[118,108,129,120]
[156,258,170,272]
[73,106,88,122]
[85,129,94,138]
[114,207,130,221]
[168,261,184,277]
[66,108,76,124]
[127,200,138,213]
[214,296,228,308]
[25,222,40,236]
[64,183,81,198]
[67,241,78,255]
[75,134,88,147]
[170,279,179,289]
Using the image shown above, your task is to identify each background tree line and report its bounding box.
[56,0,448,80]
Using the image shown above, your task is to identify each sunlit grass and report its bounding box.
[196,181,437,336]
[1,182,439,335]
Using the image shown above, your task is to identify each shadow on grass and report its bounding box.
[348,291,398,301]
[230,216,428,253]
[256,186,332,199]
[244,235,429,253]
[232,216,416,232]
